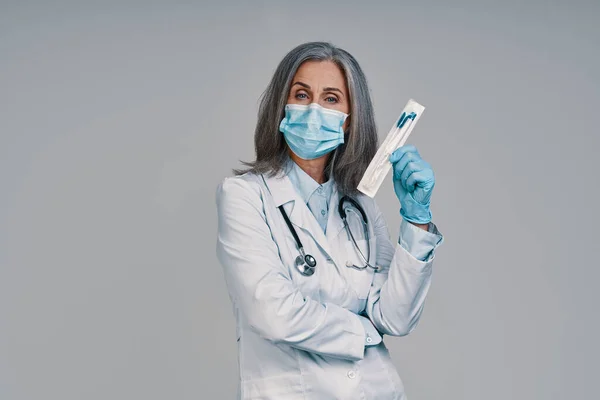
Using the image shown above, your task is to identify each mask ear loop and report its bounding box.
[344,113,351,134]
[325,144,339,180]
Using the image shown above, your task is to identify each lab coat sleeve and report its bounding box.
[364,201,443,336]
[216,177,369,361]
[398,219,444,262]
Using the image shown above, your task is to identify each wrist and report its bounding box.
[409,221,429,230]
[400,206,432,224]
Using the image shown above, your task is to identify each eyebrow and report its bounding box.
[292,81,311,89]
[323,87,343,95]
[291,81,344,97]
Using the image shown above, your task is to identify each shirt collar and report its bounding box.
[286,157,334,204]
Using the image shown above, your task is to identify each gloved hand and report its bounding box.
[389,145,435,224]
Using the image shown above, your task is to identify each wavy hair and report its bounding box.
[235,41,378,195]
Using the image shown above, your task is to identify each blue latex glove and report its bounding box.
[389,145,435,224]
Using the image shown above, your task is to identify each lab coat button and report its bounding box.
[347,370,356,379]
[366,336,372,344]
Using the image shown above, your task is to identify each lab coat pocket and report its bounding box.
[344,238,376,299]
[241,373,305,399]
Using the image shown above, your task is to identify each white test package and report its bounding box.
[357,99,425,198]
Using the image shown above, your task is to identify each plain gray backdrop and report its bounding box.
[1,1,599,399]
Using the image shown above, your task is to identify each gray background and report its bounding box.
[1,0,599,399]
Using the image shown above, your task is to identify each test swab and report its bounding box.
[357,99,425,198]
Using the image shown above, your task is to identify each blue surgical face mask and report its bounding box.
[279,103,349,160]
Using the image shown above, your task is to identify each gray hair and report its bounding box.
[235,41,378,196]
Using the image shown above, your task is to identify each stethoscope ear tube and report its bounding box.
[338,195,368,223]
[342,216,377,271]
[339,195,377,270]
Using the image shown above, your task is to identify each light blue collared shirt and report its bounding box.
[286,160,334,233]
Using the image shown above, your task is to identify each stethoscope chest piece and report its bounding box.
[295,253,316,276]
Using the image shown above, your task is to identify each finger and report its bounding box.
[389,144,420,163]
[389,144,419,164]
[406,167,434,191]
[392,159,411,191]
[400,161,425,190]
[393,150,421,180]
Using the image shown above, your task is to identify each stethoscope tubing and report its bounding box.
[278,195,377,276]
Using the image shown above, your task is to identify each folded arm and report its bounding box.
[216,177,376,361]
[364,202,443,336]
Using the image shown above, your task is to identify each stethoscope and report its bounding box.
[277,195,378,277]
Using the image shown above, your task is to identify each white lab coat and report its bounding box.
[216,170,437,399]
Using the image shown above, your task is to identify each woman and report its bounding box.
[216,42,444,400]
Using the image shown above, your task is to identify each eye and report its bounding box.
[325,96,338,103]
[295,92,308,100]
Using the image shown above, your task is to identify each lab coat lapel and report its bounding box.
[261,172,335,258]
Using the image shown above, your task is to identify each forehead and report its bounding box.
[292,60,347,89]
